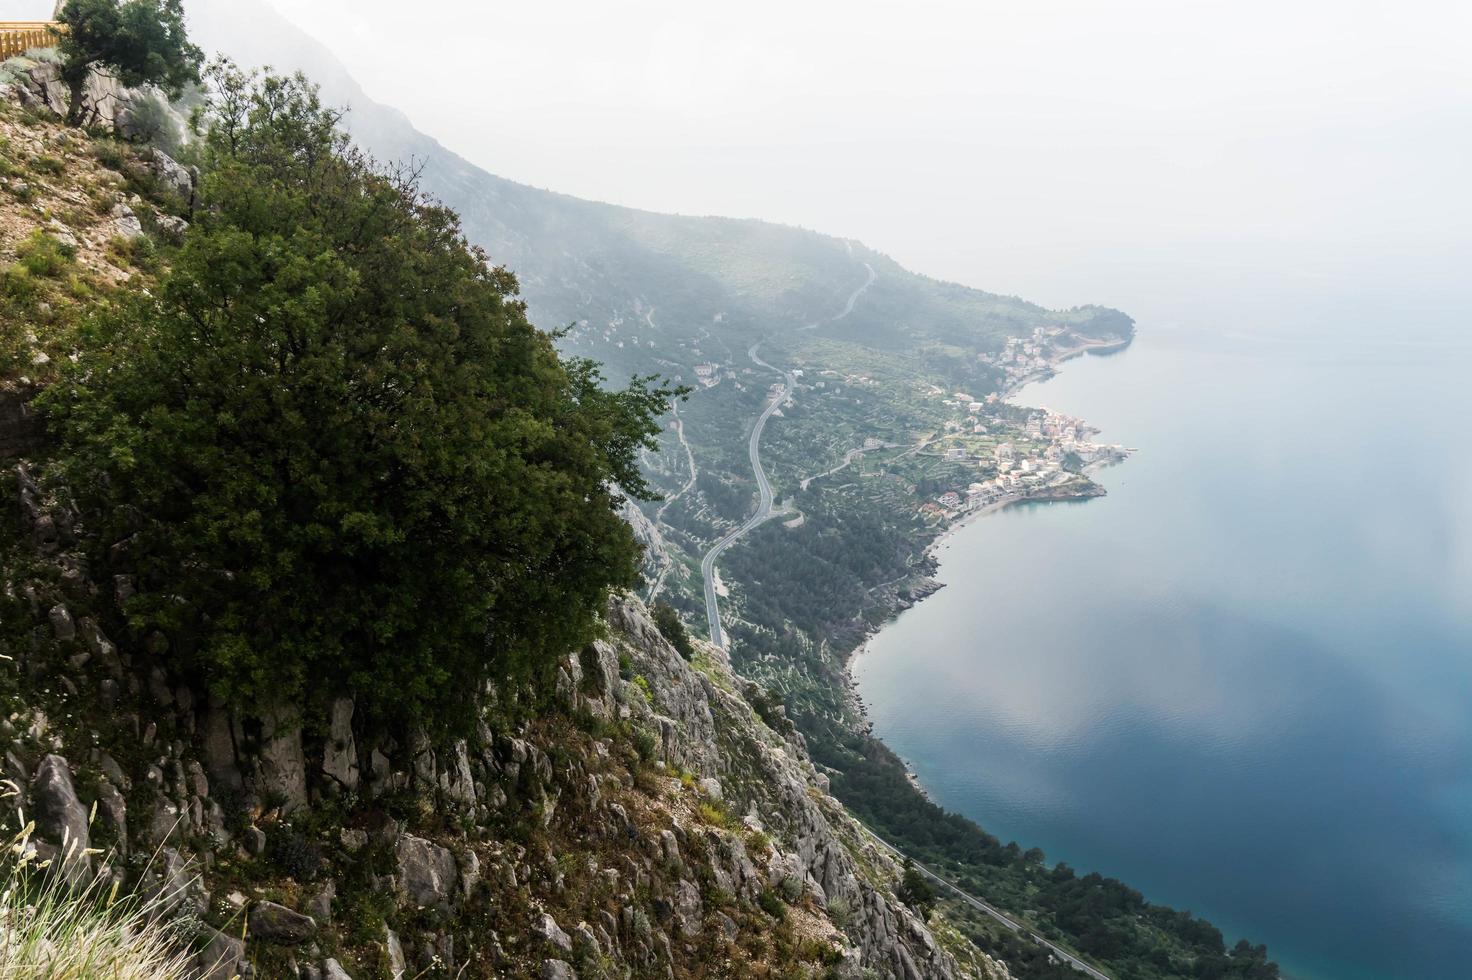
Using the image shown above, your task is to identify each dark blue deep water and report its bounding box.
[854,322,1472,980]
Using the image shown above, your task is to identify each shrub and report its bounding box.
[267,826,323,881]
[42,67,683,733]
[119,88,186,152]
[696,801,733,828]
[16,230,74,277]
[652,600,695,659]
[91,139,129,172]
[30,155,65,175]
[631,726,658,763]
[758,887,788,921]
[2,265,40,304]
[896,858,937,918]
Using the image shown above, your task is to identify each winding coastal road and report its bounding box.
[860,828,1113,980]
[701,343,794,647]
[701,263,878,647]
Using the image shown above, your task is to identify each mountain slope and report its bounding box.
[0,88,1008,980]
[183,0,1129,388]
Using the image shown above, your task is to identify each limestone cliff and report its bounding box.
[4,457,1007,978]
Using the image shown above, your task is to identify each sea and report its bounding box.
[853,309,1472,980]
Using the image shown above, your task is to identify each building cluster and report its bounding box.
[929,405,1127,516]
[976,325,1072,387]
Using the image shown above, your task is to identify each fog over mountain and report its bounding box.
[11,0,1460,328]
[186,0,1472,331]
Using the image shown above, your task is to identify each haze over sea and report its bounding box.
[853,272,1472,980]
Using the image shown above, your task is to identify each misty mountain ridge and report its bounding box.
[182,0,1131,386]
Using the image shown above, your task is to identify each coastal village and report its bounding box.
[923,401,1131,520]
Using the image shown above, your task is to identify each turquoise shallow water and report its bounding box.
[853,323,1472,980]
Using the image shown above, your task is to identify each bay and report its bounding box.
[853,318,1472,980]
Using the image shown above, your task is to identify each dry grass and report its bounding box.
[0,782,203,980]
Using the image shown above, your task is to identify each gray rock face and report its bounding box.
[193,926,251,980]
[48,603,75,642]
[673,878,703,937]
[110,203,144,241]
[321,696,358,791]
[1,57,69,116]
[256,703,308,812]
[394,834,458,911]
[94,778,127,855]
[308,881,335,923]
[155,214,190,239]
[147,147,195,201]
[199,698,244,791]
[535,911,574,953]
[541,961,577,980]
[141,847,207,918]
[384,925,407,978]
[604,597,996,980]
[248,900,317,943]
[322,959,353,980]
[30,755,88,853]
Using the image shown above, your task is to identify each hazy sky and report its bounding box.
[12,0,1470,325]
[269,0,1472,325]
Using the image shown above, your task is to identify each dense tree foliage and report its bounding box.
[56,0,203,126]
[897,859,937,918]
[41,67,679,731]
[651,600,694,660]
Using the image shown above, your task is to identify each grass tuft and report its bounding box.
[0,784,208,980]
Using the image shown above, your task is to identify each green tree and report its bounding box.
[897,859,938,918]
[651,600,695,660]
[56,0,203,126]
[42,65,682,732]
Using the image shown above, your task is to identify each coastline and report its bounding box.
[841,330,1134,776]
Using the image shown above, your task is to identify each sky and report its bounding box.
[12,0,1471,326]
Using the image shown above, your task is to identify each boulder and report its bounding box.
[193,926,251,980]
[385,926,407,979]
[394,834,458,911]
[535,911,574,954]
[541,961,577,980]
[94,778,127,855]
[308,881,335,923]
[155,214,189,239]
[248,900,317,944]
[322,959,353,980]
[141,847,207,917]
[110,203,144,241]
[147,147,194,201]
[30,755,88,852]
[48,604,75,642]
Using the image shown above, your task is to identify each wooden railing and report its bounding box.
[0,21,60,61]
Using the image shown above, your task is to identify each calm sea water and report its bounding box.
[854,322,1472,980]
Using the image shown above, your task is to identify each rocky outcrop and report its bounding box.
[30,753,88,853]
[394,834,458,912]
[1,52,189,143]
[601,597,1000,979]
[249,900,318,943]
[3,435,1006,979]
